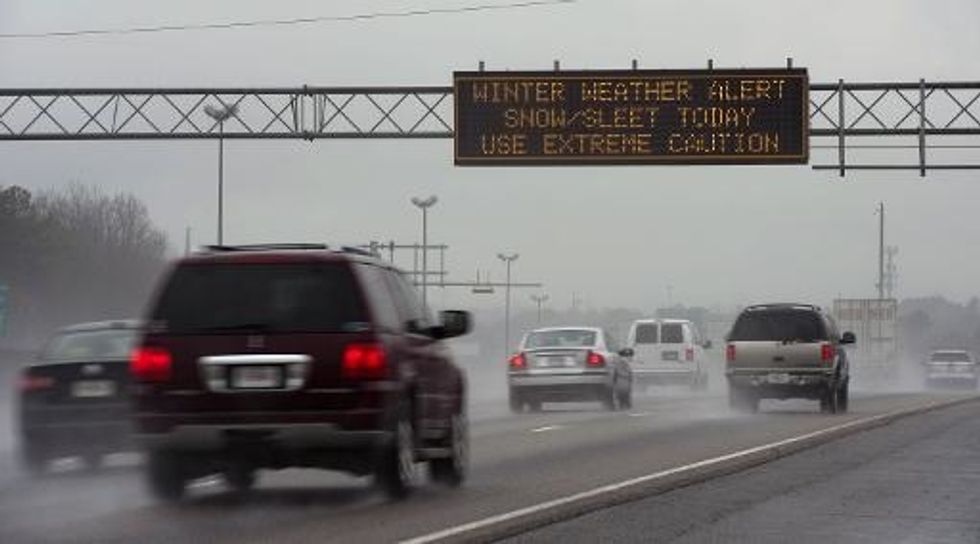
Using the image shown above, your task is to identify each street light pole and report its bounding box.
[498,252,520,356]
[205,103,238,245]
[530,293,549,324]
[411,195,438,309]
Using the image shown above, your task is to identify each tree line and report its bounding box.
[0,184,169,349]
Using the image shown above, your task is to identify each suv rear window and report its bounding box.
[151,263,367,333]
[633,324,658,344]
[661,323,684,344]
[729,309,827,342]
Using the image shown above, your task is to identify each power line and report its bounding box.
[0,0,576,40]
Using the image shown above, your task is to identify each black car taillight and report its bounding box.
[130,346,173,383]
[18,373,55,393]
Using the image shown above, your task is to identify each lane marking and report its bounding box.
[530,425,563,433]
[401,397,978,544]
[627,411,653,417]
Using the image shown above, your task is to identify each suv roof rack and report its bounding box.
[339,245,379,257]
[745,302,822,311]
[203,243,329,252]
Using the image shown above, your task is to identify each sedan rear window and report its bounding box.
[43,329,137,361]
[151,263,367,333]
[729,310,827,342]
[525,330,597,349]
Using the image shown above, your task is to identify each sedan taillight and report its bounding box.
[586,351,606,367]
[508,352,527,370]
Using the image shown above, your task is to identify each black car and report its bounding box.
[17,320,141,473]
[131,244,472,501]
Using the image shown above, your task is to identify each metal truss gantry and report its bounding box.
[1,80,979,175]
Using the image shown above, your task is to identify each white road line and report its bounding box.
[530,425,563,433]
[400,399,967,544]
[627,411,653,417]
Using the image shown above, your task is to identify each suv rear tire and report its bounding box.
[376,411,419,500]
[430,412,468,487]
[820,383,840,414]
[146,452,186,502]
[836,380,849,413]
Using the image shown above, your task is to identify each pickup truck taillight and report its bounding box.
[726,344,736,363]
[821,343,836,363]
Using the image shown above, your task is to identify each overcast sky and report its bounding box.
[1,0,979,314]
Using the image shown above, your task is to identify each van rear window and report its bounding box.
[729,310,827,342]
[151,263,366,333]
[661,323,684,344]
[633,324,658,344]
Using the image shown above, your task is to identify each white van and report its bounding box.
[626,319,710,390]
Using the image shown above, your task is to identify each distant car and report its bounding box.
[923,350,978,389]
[725,303,855,414]
[17,319,141,474]
[131,244,472,501]
[626,318,711,391]
[507,327,633,412]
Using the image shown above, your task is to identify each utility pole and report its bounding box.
[411,196,438,309]
[530,293,549,325]
[204,102,238,245]
[498,252,520,356]
[877,202,885,302]
[184,227,192,256]
[884,246,899,299]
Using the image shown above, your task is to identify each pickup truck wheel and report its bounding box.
[146,452,187,502]
[821,383,840,414]
[430,412,468,487]
[728,385,758,413]
[376,412,419,500]
[837,380,850,413]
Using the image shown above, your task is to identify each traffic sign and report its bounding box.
[454,68,808,166]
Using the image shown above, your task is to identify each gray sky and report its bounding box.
[1,0,979,313]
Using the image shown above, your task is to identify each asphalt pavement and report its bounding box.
[506,396,980,543]
[0,387,974,543]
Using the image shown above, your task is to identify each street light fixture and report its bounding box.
[411,195,438,309]
[497,252,520,356]
[204,102,238,245]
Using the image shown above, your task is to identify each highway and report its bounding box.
[1,375,976,543]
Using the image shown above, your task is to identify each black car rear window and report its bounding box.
[729,310,827,342]
[151,263,367,333]
[43,329,137,361]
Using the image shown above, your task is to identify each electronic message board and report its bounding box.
[453,68,808,166]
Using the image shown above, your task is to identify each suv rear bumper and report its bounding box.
[137,423,389,452]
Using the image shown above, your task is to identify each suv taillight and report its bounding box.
[509,352,527,370]
[726,344,736,363]
[821,343,835,363]
[130,347,173,382]
[586,351,606,367]
[342,343,388,379]
[18,373,54,392]
[685,347,695,361]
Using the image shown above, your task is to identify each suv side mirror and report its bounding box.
[618,348,635,358]
[840,331,856,345]
[433,310,472,339]
[703,340,713,349]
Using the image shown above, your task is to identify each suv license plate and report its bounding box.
[231,366,283,389]
[767,373,791,385]
[72,380,115,398]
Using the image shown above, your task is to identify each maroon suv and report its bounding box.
[131,244,471,501]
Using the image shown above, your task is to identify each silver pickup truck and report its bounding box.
[725,303,856,414]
